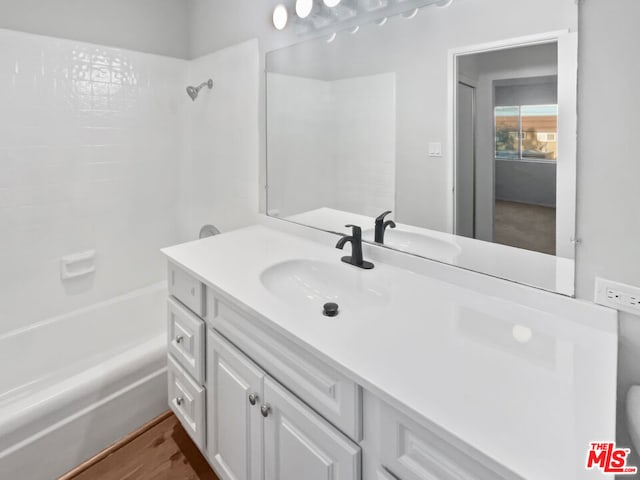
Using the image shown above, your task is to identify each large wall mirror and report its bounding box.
[266,0,578,296]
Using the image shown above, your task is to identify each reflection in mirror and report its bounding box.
[455,44,560,257]
[266,0,578,296]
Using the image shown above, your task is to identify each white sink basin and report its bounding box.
[364,228,461,262]
[260,259,389,314]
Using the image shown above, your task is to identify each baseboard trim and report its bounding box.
[58,410,173,480]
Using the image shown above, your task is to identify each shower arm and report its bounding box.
[195,79,213,92]
[186,78,214,101]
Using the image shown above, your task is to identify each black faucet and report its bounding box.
[374,211,396,244]
[336,224,374,270]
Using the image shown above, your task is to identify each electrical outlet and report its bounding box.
[595,277,640,315]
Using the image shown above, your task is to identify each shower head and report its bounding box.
[186,79,213,101]
[186,86,198,101]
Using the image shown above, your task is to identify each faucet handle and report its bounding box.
[344,224,362,238]
[375,211,393,223]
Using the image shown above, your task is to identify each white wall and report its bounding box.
[267,72,396,218]
[577,0,640,458]
[188,0,298,59]
[0,29,187,334]
[0,0,190,59]
[179,39,261,238]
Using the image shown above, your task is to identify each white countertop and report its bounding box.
[286,207,575,296]
[162,223,617,480]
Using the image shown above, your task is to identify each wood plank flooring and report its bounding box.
[60,411,219,480]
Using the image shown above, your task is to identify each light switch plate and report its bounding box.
[594,277,640,315]
[428,142,443,157]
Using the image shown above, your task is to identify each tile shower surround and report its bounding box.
[0,29,259,335]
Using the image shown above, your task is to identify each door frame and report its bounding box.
[455,79,477,238]
[446,30,578,261]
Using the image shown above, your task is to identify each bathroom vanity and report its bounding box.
[162,219,617,480]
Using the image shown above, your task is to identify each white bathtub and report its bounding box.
[0,283,168,480]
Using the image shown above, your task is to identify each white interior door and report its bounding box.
[456,81,476,238]
[207,330,264,480]
[263,377,360,480]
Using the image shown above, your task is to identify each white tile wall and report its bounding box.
[0,30,259,335]
[267,72,396,218]
[266,73,337,218]
[333,73,396,217]
[180,39,260,239]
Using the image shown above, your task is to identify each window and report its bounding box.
[495,104,558,161]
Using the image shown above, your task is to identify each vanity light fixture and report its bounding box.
[402,7,419,19]
[296,0,337,28]
[283,0,454,36]
[296,0,315,19]
[325,0,358,21]
[272,4,289,30]
[360,0,390,12]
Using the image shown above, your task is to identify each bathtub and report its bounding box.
[0,282,168,480]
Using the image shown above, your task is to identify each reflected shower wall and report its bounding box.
[267,71,396,218]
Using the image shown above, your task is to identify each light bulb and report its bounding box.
[272,4,288,30]
[296,0,314,19]
[323,0,342,7]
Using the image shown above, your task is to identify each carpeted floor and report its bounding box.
[494,200,556,255]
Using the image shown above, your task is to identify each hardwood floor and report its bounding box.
[60,412,218,480]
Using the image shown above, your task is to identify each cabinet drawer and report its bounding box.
[168,355,206,450]
[168,262,205,317]
[208,293,362,441]
[369,395,520,480]
[168,298,205,384]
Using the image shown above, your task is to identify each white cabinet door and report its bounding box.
[375,469,400,480]
[207,331,264,480]
[264,377,361,480]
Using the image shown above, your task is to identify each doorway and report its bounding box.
[451,32,577,260]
